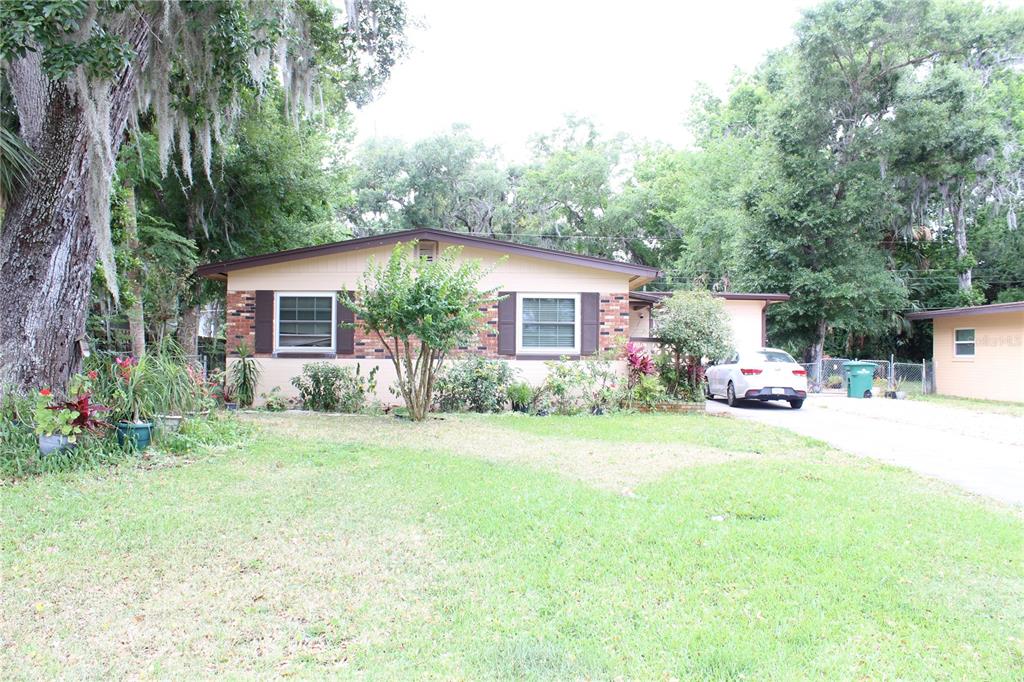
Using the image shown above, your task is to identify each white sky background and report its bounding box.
[351,0,1024,162]
[351,0,817,161]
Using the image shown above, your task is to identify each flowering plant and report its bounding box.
[107,355,156,423]
[33,390,80,439]
[33,386,111,440]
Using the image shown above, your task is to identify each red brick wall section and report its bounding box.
[226,291,256,355]
[599,293,630,353]
[224,292,627,359]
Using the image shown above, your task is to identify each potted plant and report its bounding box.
[33,389,80,454]
[109,356,156,450]
[150,344,207,432]
[32,388,110,455]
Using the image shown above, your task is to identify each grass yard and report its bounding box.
[910,393,1024,417]
[2,412,1022,679]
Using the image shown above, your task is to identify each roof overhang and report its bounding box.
[905,301,1024,320]
[630,291,790,305]
[196,228,661,283]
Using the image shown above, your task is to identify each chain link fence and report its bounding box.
[801,357,933,396]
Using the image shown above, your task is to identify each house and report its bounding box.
[197,228,789,403]
[628,290,790,350]
[906,301,1024,403]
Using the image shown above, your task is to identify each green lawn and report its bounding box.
[3,412,1022,679]
[910,393,1024,417]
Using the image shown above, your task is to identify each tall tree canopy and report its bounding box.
[0,0,406,394]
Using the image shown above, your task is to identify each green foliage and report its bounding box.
[230,344,261,409]
[535,355,619,415]
[506,381,533,413]
[653,291,733,361]
[435,356,518,413]
[994,288,1024,304]
[290,362,377,413]
[32,391,79,439]
[621,373,668,409]
[344,243,499,420]
[260,387,290,412]
[85,346,210,422]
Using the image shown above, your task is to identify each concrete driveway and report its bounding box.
[706,395,1024,506]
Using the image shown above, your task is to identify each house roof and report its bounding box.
[629,291,790,304]
[196,228,662,282]
[905,300,1024,320]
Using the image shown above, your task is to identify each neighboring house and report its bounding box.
[628,291,789,350]
[197,228,788,403]
[907,301,1024,403]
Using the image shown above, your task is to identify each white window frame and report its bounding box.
[274,291,337,353]
[516,293,581,355]
[953,327,975,360]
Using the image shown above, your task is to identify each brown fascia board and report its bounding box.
[196,228,661,281]
[630,291,790,304]
[905,301,1024,320]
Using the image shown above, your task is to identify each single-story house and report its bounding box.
[197,228,789,403]
[906,301,1024,403]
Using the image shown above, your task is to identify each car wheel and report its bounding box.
[789,399,804,410]
[704,379,714,400]
[726,381,737,407]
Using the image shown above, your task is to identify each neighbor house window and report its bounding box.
[517,294,580,354]
[954,328,975,357]
[276,293,335,350]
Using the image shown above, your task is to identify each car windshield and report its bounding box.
[757,350,797,364]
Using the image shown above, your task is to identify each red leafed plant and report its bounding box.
[624,341,655,385]
[52,393,111,434]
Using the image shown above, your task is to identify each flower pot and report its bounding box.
[156,415,184,433]
[224,402,238,412]
[38,434,75,455]
[116,422,153,450]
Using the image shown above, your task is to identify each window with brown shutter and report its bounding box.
[497,292,515,356]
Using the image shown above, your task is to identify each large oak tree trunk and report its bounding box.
[0,16,151,396]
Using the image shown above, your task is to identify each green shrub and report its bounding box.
[291,362,377,412]
[230,344,262,408]
[537,356,619,415]
[621,373,667,409]
[435,356,518,413]
[506,381,533,413]
[260,387,289,412]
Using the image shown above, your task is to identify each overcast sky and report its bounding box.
[351,0,818,160]
[351,0,1024,161]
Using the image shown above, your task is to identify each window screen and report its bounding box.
[521,297,576,348]
[954,328,975,357]
[278,296,333,348]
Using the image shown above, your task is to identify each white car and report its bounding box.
[705,348,808,409]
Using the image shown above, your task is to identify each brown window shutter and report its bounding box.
[497,292,516,356]
[254,290,274,354]
[581,292,599,355]
[337,291,355,355]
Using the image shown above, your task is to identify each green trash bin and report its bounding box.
[843,361,877,399]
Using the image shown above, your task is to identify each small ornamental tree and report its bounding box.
[652,290,733,396]
[342,242,499,421]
